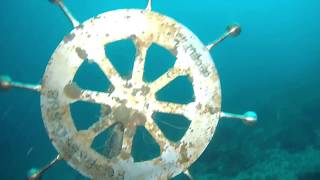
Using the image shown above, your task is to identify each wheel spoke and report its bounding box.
[145,116,171,150]
[149,67,188,93]
[96,57,125,88]
[119,127,136,160]
[79,89,117,107]
[86,116,116,140]
[131,40,150,83]
[122,128,135,154]
[74,115,114,147]
[152,101,187,115]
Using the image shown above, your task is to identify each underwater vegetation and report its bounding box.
[188,86,320,179]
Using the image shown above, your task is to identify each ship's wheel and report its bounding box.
[41,9,221,179]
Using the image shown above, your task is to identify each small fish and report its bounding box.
[26,147,34,157]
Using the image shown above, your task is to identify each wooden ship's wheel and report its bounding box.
[0,0,257,179]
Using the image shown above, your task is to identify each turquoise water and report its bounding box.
[0,0,320,179]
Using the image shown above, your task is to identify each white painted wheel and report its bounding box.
[41,9,221,179]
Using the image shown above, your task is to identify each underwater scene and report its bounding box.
[0,0,319,179]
